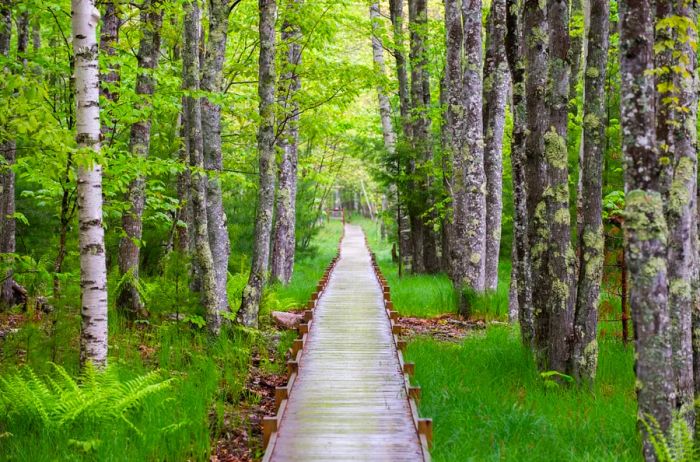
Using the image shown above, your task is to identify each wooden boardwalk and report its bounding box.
[263,224,429,461]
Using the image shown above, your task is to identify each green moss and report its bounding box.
[544,128,568,170]
[554,208,570,225]
[668,156,694,215]
[585,67,600,79]
[623,190,667,242]
[583,113,600,130]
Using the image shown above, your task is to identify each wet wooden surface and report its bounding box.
[267,224,425,462]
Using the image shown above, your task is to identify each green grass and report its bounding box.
[354,216,511,319]
[407,326,641,461]
[268,219,344,312]
[0,221,335,461]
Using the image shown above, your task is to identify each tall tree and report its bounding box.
[183,0,220,333]
[572,0,609,385]
[663,0,697,425]
[271,0,303,285]
[99,0,120,135]
[388,0,413,269]
[238,0,277,328]
[407,0,435,274]
[201,0,235,317]
[445,0,486,314]
[482,0,509,291]
[505,0,532,341]
[0,0,15,309]
[541,0,575,373]
[117,0,163,320]
[72,0,108,368]
[369,2,396,157]
[620,0,674,455]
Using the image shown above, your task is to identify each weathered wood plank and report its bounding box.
[267,224,426,461]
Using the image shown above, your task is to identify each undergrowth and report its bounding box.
[406,326,640,461]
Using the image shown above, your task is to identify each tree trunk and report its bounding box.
[17,11,28,66]
[201,0,233,316]
[407,0,432,275]
[505,0,533,344]
[99,0,120,135]
[445,0,486,315]
[183,0,220,334]
[0,1,14,309]
[567,0,583,111]
[117,0,162,320]
[539,0,575,374]
[72,0,108,368]
[238,0,277,328]
[389,0,411,139]
[664,0,697,426]
[620,0,674,455]
[482,0,509,291]
[572,0,608,386]
[271,0,303,285]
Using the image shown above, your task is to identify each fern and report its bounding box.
[642,413,698,462]
[0,363,175,437]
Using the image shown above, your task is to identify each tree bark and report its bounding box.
[183,0,220,334]
[567,0,583,111]
[0,1,15,309]
[238,0,277,328]
[539,0,575,374]
[72,0,108,368]
[201,0,234,317]
[271,0,303,285]
[117,0,162,320]
[389,0,411,139]
[572,0,608,386]
[99,1,120,127]
[664,0,697,426]
[482,0,509,291]
[505,0,533,343]
[407,0,432,275]
[620,0,674,455]
[445,0,486,314]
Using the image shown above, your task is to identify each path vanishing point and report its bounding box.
[263,224,431,461]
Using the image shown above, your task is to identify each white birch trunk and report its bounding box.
[72,0,108,368]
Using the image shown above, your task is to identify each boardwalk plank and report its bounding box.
[267,224,425,462]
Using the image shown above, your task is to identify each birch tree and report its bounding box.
[238,0,277,328]
[72,0,108,368]
[620,0,674,454]
[117,0,163,319]
[572,0,609,385]
[482,0,509,291]
[271,0,303,285]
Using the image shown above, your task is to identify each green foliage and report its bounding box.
[643,414,697,462]
[0,363,174,436]
[406,326,640,461]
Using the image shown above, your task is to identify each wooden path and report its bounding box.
[263,224,431,461]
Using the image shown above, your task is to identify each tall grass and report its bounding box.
[271,219,344,311]
[407,326,641,461]
[354,216,511,319]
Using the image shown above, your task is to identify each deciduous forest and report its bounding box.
[0,0,697,460]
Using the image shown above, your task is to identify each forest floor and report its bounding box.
[0,218,641,461]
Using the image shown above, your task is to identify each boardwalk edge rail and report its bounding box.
[261,226,432,461]
[261,226,345,462]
